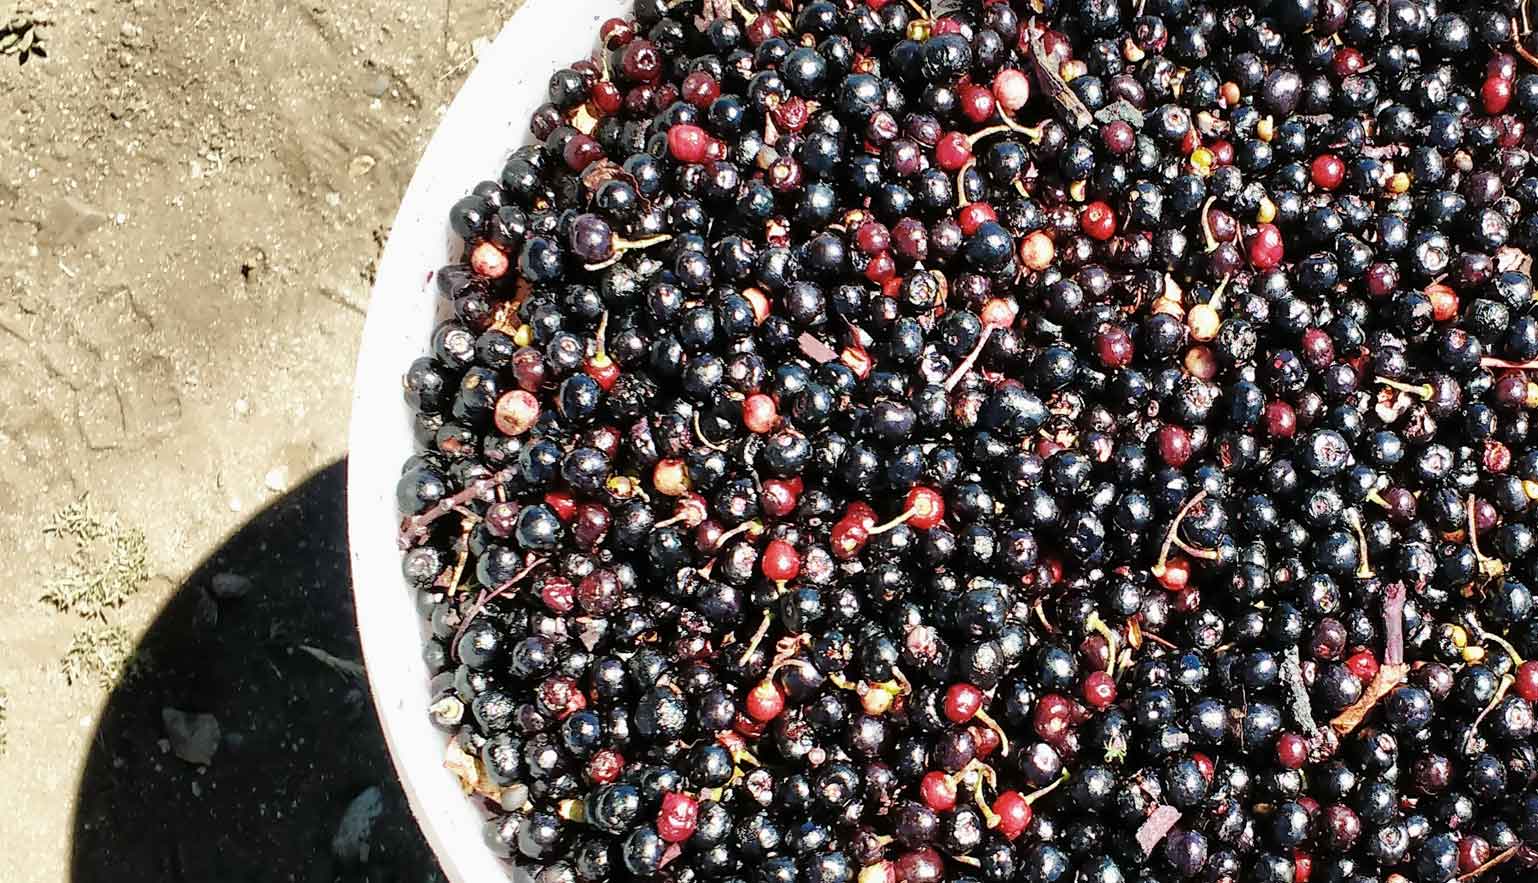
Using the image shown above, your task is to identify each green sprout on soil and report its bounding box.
[60,625,144,688]
[40,497,150,620]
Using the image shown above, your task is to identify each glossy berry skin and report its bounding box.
[992,790,1030,840]
[919,771,957,812]
[762,539,801,582]
[1310,154,1344,190]
[657,791,699,842]
[1080,202,1117,240]
[943,683,984,724]
[1248,223,1284,269]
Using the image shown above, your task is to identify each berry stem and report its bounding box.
[1345,509,1374,579]
[1152,489,1216,578]
[1375,376,1434,399]
[867,505,920,535]
[1024,769,1069,805]
[1199,196,1219,252]
[1480,355,1538,370]
[973,708,1010,757]
[694,411,731,452]
[942,325,995,391]
[965,124,1014,146]
[1455,844,1521,881]
[399,468,516,549]
[737,608,774,667]
[1086,612,1118,676]
[1468,495,1507,580]
[1329,581,1408,736]
[450,556,549,659]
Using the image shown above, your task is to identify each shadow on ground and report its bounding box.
[71,459,442,883]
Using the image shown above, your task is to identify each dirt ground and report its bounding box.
[0,1,527,880]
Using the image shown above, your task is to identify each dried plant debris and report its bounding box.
[61,625,144,688]
[1,5,49,64]
[0,686,8,755]
[40,497,151,620]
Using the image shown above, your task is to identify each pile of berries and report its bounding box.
[396,0,1538,880]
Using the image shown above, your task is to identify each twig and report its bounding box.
[450,557,548,657]
[299,645,366,681]
[399,468,514,549]
[1456,845,1520,881]
[1026,20,1093,130]
[1281,645,1319,739]
[1329,582,1408,735]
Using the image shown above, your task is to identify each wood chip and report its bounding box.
[1136,805,1182,856]
[1026,21,1093,130]
[797,332,838,364]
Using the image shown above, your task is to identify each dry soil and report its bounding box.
[0,1,527,880]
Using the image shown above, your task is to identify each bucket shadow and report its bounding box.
[70,459,442,883]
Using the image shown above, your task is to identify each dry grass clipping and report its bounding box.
[40,497,150,620]
[60,625,144,688]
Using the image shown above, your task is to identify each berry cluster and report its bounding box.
[397,0,1538,881]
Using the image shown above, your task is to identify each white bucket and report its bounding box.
[347,2,630,878]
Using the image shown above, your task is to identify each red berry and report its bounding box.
[1080,201,1117,240]
[1082,670,1117,709]
[545,490,578,521]
[831,517,869,559]
[943,683,984,723]
[902,486,946,529]
[1191,751,1215,782]
[1103,121,1135,154]
[1458,835,1492,874]
[1264,401,1297,439]
[1276,732,1309,770]
[762,538,801,582]
[563,133,605,171]
[1345,650,1379,683]
[681,71,720,108]
[958,83,996,125]
[667,124,709,163]
[847,501,878,529]
[1331,47,1364,78]
[1483,76,1513,115]
[855,221,891,255]
[1095,325,1134,367]
[1156,424,1192,468]
[1310,154,1344,190]
[587,748,624,783]
[1031,692,1075,742]
[657,792,699,842]
[1156,555,1191,591]
[864,251,896,283]
[541,575,576,613]
[958,202,997,236]
[992,68,1030,113]
[743,393,778,433]
[761,478,802,520]
[599,17,634,48]
[470,241,510,279]
[746,678,785,721]
[919,771,957,812]
[1515,660,1538,702]
[591,81,623,114]
[992,791,1031,840]
[1247,223,1284,269]
[934,131,972,171]
[1293,850,1314,883]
